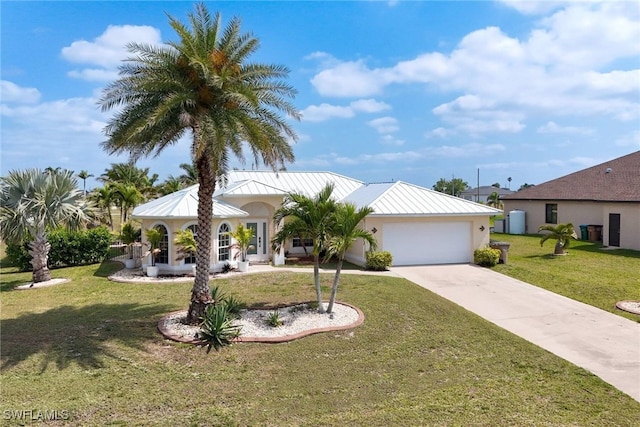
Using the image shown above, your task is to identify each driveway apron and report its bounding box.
[392,264,640,403]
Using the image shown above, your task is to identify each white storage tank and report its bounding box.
[509,210,526,234]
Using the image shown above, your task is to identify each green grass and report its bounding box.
[491,233,640,321]
[1,262,639,425]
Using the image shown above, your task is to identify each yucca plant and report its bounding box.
[539,223,577,255]
[197,303,241,353]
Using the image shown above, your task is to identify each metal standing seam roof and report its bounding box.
[213,179,287,197]
[222,170,364,200]
[133,172,502,220]
[132,185,249,219]
[343,181,503,216]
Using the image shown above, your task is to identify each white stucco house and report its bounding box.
[132,170,502,274]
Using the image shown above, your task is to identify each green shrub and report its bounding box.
[5,227,111,271]
[222,295,246,318]
[4,241,31,270]
[474,247,501,267]
[48,227,112,268]
[197,304,241,353]
[265,310,283,327]
[366,251,393,271]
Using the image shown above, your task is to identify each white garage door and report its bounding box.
[383,222,472,265]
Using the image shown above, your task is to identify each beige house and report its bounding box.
[502,151,640,251]
[132,170,502,274]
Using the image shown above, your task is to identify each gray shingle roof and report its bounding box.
[502,151,640,202]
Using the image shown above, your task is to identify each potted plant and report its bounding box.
[174,228,197,276]
[144,227,164,277]
[120,222,141,269]
[539,223,577,255]
[229,224,254,273]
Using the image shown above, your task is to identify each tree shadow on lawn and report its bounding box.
[1,302,172,373]
[93,260,124,278]
[570,244,640,259]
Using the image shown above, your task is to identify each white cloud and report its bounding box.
[380,135,404,146]
[301,99,390,122]
[310,60,389,97]
[431,143,506,158]
[62,25,163,82]
[368,116,399,134]
[0,80,41,104]
[309,1,640,135]
[537,121,594,135]
[498,0,574,15]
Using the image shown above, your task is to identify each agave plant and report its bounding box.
[197,303,241,353]
[539,223,577,255]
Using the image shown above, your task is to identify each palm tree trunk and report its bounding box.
[28,230,52,283]
[313,253,325,313]
[327,257,344,314]
[554,241,565,255]
[187,152,215,325]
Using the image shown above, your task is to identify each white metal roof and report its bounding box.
[343,181,503,217]
[132,185,249,219]
[133,173,501,220]
[221,170,363,200]
[213,179,287,197]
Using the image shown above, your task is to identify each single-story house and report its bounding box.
[501,151,640,250]
[132,170,502,273]
[460,186,514,204]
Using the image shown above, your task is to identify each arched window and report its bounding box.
[218,223,231,262]
[155,224,169,264]
[184,224,197,264]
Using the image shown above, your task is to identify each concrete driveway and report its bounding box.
[392,264,640,403]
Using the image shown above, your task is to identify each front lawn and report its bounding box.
[1,262,638,425]
[490,233,640,321]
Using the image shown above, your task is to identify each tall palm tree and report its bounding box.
[539,223,577,255]
[0,169,95,283]
[325,203,377,314]
[76,170,94,196]
[272,184,337,313]
[99,3,298,324]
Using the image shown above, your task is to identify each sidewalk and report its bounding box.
[392,264,640,403]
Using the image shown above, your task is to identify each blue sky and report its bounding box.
[2,1,639,192]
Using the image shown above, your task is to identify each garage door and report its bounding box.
[382,222,472,265]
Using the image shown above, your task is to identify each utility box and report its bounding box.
[490,241,511,264]
[587,225,602,242]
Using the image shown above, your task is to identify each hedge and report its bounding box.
[5,226,112,271]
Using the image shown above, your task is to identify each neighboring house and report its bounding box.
[460,186,514,203]
[132,170,502,273]
[501,151,640,250]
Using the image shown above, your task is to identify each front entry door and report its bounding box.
[609,213,621,247]
[246,221,268,261]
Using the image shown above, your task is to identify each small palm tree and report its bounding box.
[174,228,197,261]
[539,223,577,255]
[273,184,337,313]
[120,222,141,260]
[229,224,254,263]
[145,227,164,266]
[0,169,95,282]
[325,203,377,314]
